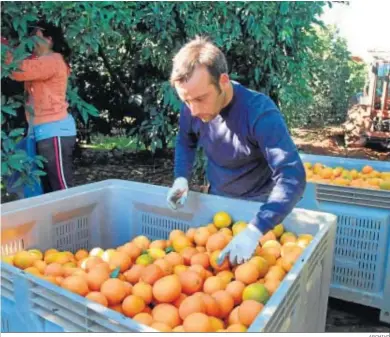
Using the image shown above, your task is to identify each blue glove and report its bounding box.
[167,177,189,210]
[217,223,263,265]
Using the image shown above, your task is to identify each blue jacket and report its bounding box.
[174,81,306,233]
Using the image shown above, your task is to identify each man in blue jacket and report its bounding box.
[166,36,306,265]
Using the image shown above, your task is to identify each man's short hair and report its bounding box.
[170,36,228,89]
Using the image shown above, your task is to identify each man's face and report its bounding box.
[174,65,228,122]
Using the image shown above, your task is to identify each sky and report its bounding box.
[320,0,390,61]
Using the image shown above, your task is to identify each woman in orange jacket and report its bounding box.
[6,21,77,193]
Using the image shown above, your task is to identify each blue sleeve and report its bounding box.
[174,105,198,180]
[249,99,306,233]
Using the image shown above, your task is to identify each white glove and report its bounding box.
[167,177,189,210]
[217,223,263,265]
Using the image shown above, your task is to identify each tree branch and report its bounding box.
[98,44,132,98]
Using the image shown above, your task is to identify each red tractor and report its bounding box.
[344,52,390,149]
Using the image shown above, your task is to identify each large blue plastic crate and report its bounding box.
[298,153,390,323]
[1,180,337,333]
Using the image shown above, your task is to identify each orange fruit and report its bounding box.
[235,263,260,285]
[199,293,221,318]
[150,321,172,332]
[61,276,89,296]
[206,233,228,252]
[217,270,234,286]
[153,274,182,303]
[107,251,132,273]
[124,264,145,284]
[209,250,230,271]
[152,303,182,328]
[109,304,124,314]
[118,242,142,260]
[172,236,193,253]
[132,281,153,304]
[24,266,41,276]
[260,240,281,259]
[225,280,245,305]
[362,165,373,174]
[44,263,64,277]
[174,264,188,275]
[133,312,153,326]
[149,240,166,250]
[154,258,173,276]
[259,231,276,245]
[82,256,104,272]
[211,290,234,319]
[194,227,211,246]
[188,264,207,280]
[249,256,269,278]
[179,270,203,295]
[179,295,206,320]
[86,267,110,291]
[101,249,116,263]
[280,232,297,245]
[213,211,232,228]
[33,260,47,274]
[165,252,184,266]
[296,234,313,249]
[122,295,145,318]
[264,279,281,295]
[13,251,37,269]
[265,265,286,282]
[169,229,186,241]
[190,253,210,269]
[242,283,270,304]
[140,264,164,285]
[238,300,263,326]
[228,306,241,325]
[258,251,277,267]
[184,312,212,332]
[173,293,188,308]
[206,223,218,234]
[181,247,198,265]
[132,236,151,250]
[75,249,89,261]
[100,278,127,305]
[203,276,225,294]
[209,316,225,331]
[272,224,284,238]
[196,246,207,253]
[85,291,108,307]
[123,281,133,296]
[186,228,196,242]
[227,323,247,332]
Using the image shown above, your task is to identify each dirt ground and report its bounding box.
[71,133,389,332]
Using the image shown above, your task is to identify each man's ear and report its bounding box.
[219,73,230,87]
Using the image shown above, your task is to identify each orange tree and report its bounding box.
[2,1,337,193]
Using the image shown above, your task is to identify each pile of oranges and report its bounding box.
[2,211,313,332]
[304,162,390,190]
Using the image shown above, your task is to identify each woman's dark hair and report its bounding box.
[28,20,71,65]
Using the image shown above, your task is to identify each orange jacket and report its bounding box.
[9,53,70,125]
